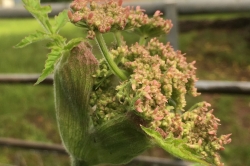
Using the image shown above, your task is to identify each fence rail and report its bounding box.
[0,74,250,95]
[0,137,190,166]
[1,0,250,18]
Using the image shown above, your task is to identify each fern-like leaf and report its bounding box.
[64,38,85,51]
[14,31,50,48]
[35,47,64,85]
[53,10,69,34]
[141,126,210,165]
[22,0,53,33]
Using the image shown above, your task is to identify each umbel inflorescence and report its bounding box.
[68,0,172,39]
[68,0,231,165]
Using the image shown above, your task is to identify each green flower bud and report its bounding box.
[54,42,99,160]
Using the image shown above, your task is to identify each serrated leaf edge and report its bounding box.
[141,126,210,166]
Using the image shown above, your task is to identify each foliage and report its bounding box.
[15,0,83,84]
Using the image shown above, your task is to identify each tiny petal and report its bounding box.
[154,10,162,17]
[68,10,73,20]
[208,130,216,135]
[118,0,123,6]
[136,107,143,113]
[144,93,152,100]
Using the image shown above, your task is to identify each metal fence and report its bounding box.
[0,1,250,165]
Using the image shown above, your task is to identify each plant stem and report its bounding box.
[95,32,128,81]
[114,31,124,47]
[139,35,147,46]
[113,31,124,64]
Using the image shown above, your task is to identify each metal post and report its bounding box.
[164,1,178,50]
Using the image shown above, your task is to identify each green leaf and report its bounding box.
[78,116,152,165]
[48,34,67,48]
[14,31,50,48]
[141,126,210,166]
[53,10,69,34]
[22,0,53,33]
[16,0,70,84]
[35,47,64,85]
[64,38,84,51]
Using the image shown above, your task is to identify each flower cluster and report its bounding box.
[90,59,127,125]
[68,0,172,39]
[90,38,231,165]
[182,102,232,166]
[116,38,199,112]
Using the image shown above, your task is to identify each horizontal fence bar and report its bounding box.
[1,0,250,18]
[125,0,250,14]
[0,137,66,154]
[195,80,250,95]
[0,137,190,166]
[0,74,53,85]
[0,74,250,95]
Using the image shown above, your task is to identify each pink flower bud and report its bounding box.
[118,0,123,6]
[88,12,94,19]
[68,10,73,20]
[136,106,143,113]
[154,10,163,17]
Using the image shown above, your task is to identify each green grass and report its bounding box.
[1,15,250,166]
[180,29,250,81]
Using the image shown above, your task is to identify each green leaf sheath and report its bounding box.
[141,126,210,166]
[54,42,98,159]
[86,116,151,165]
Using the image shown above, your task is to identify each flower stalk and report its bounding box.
[139,35,147,46]
[114,31,124,47]
[95,32,129,80]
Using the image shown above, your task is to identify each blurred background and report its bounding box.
[0,0,250,166]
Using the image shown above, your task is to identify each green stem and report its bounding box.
[187,102,203,112]
[139,35,147,46]
[114,31,124,47]
[113,31,124,64]
[95,32,128,81]
[72,158,89,166]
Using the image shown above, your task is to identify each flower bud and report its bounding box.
[54,42,99,159]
